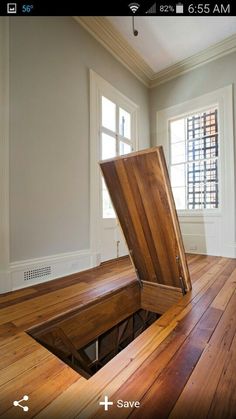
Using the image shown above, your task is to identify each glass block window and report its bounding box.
[170,108,219,210]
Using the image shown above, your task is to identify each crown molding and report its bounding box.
[75,16,153,87]
[150,33,236,87]
[75,17,236,89]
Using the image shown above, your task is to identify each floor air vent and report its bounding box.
[24,266,51,281]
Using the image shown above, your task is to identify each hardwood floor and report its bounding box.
[0,254,236,418]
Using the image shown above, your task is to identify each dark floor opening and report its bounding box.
[29,309,160,379]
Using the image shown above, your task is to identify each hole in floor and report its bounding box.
[28,309,160,379]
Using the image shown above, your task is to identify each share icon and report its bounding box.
[13,395,29,412]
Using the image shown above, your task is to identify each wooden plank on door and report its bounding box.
[141,281,182,314]
[100,147,191,291]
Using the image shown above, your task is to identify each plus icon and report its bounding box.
[99,395,113,411]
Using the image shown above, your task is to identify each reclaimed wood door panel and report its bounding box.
[100,147,191,292]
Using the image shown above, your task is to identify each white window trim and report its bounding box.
[169,105,220,214]
[156,85,235,257]
[90,70,139,263]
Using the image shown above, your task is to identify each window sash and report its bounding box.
[101,96,134,218]
[170,107,219,210]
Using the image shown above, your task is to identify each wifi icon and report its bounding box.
[128,2,140,13]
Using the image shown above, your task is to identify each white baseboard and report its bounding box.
[4,240,235,295]
[8,249,100,292]
[179,215,220,257]
[220,244,236,258]
[182,234,220,257]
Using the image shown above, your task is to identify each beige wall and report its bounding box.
[150,52,236,257]
[150,51,236,146]
[9,17,150,262]
[9,17,235,267]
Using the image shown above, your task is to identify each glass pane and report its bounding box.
[187,161,205,184]
[102,178,115,218]
[171,141,186,164]
[187,114,202,140]
[102,96,116,132]
[170,118,185,143]
[187,138,204,162]
[205,182,218,209]
[187,182,204,210]
[120,141,132,156]
[172,187,186,210]
[119,108,131,139]
[170,107,219,211]
[205,159,218,182]
[101,133,116,160]
[205,136,218,159]
[171,164,185,187]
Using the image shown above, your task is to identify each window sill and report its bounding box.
[177,210,221,218]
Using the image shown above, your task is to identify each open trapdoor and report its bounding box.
[29,146,192,380]
[100,146,192,313]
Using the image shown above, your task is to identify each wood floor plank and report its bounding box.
[13,278,138,330]
[207,331,236,419]
[0,287,38,306]
[129,307,222,419]
[0,322,18,339]
[93,260,235,418]
[0,346,53,387]
[0,274,136,328]
[189,256,219,282]
[0,255,236,418]
[0,334,40,370]
[0,267,137,325]
[0,357,75,415]
[169,291,236,419]
[97,331,187,419]
[36,322,173,419]
[156,258,232,329]
[56,261,232,419]
[211,266,236,310]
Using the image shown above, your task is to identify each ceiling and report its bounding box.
[107,17,236,73]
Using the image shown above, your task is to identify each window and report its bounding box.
[156,85,234,257]
[170,107,219,210]
[90,70,139,260]
[101,95,133,218]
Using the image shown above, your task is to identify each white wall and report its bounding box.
[150,53,236,257]
[2,17,236,292]
[9,17,150,262]
[1,17,150,292]
[150,52,236,146]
